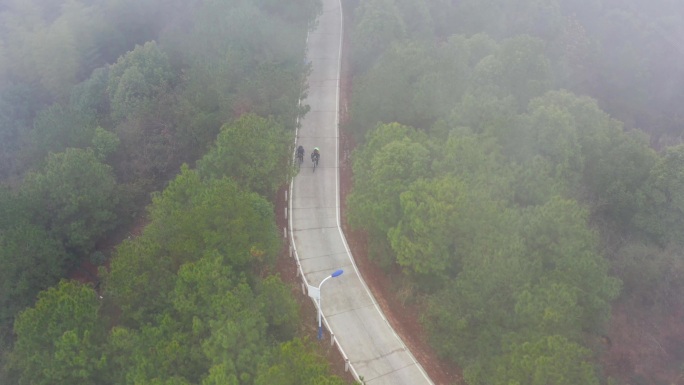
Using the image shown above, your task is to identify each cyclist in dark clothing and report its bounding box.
[296,145,305,164]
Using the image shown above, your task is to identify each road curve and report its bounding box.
[288,0,435,384]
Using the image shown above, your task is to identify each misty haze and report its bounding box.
[0,0,683,384]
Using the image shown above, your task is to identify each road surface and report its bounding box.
[288,0,435,384]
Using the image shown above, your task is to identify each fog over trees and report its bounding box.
[0,1,348,384]
[344,0,684,383]
[2,0,683,384]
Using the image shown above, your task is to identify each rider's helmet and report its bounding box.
[314,147,320,153]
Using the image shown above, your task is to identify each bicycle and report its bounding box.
[312,152,320,172]
[296,145,305,169]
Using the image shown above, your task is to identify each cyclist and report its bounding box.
[296,145,305,164]
[311,147,320,165]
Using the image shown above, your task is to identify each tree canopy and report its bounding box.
[0,1,344,383]
[20,148,118,256]
[197,113,294,197]
[343,0,684,381]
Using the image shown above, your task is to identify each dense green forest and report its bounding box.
[0,0,348,384]
[3,0,684,383]
[344,0,684,384]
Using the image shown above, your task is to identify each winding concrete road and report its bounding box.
[288,0,434,384]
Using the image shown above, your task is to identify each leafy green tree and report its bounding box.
[350,33,501,139]
[0,114,20,180]
[201,364,239,385]
[104,166,279,326]
[8,281,106,385]
[351,0,407,72]
[255,339,346,385]
[425,239,529,365]
[423,35,503,136]
[425,197,619,368]
[578,128,654,231]
[147,165,279,266]
[430,129,512,199]
[69,66,111,123]
[171,257,297,383]
[348,122,430,231]
[516,103,584,188]
[56,0,131,78]
[171,252,241,325]
[109,254,298,385]
[472,335,600,385]
[105,248,293,385]
[164,2,250,120]
[107,41,173,122]
[508,156,564,207]
[0,223,67,347]
[91,126,121,162]
[165,0,311,134]
[348,41,433,137]
[30,3,83,99]
[387,178,456,277]
[235,58,310,129]
[197,114,294,197]
[350,39,474,137]
[256,275,299,341]
[469,35,552,108]
[1,1,117,100]
[633,145,684,245]
[388,176,505,284]
[21,148,118,256]
[518,197,621,332]
[173,254,295,384]
[0,81,50,179]
[106,315,200,385]
[200,282,268,385]
[20,103,98,170]
[109,90,183,187]
[447,86,516,137]
[549,14,598,91]
[164,2,251,147]
[512,281,583,341]
[347,123,430,263]
[102,236,172,328]
[139,377,193,385]
[526,90,657,229]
